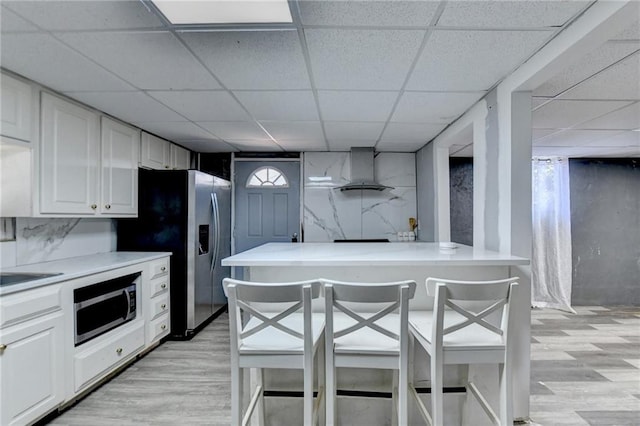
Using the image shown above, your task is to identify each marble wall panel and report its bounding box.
[362,187,418,241]
[303,152,417,241]
[14,217,115,266]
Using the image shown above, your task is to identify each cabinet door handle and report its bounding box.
[0,344,6,354]
[160,266,166,272]
[164,165,170,169]
[161,304,167,310]
[90,204,97,210]
[161,324,167,330]
[161,283,167,289]
[116,347,123,355]
[105,204,111,210]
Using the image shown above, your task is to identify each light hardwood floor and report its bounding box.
[44,306,639,425]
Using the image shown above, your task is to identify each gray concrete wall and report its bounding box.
[449,157,473,246]
[569,158,640,306]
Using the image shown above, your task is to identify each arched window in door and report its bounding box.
[246,166,289,188]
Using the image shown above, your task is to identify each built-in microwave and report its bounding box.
[74,272,140,346]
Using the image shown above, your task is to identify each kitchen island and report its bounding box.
[222,242,531,425]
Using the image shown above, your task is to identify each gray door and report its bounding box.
[234,161,300,254]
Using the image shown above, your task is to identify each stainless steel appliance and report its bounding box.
[117,169,231,339]
[74,272,139,346]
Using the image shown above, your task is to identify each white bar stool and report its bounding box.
[322,279,416,426]
[409,277,519,426]
[224,278,325,426]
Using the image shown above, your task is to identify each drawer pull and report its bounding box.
[116,347,123,355]
[90,204,97,210]
[161,283,167,289]
[160,266,166,272]
[105,204,111,210]
[161,324,167,330]
[0,344,6,354]
[161,304,167,310]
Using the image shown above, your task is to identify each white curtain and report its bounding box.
[532,157,575,313]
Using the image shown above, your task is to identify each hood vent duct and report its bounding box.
[336,147,393,192]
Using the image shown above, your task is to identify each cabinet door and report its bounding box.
[40,93,100,215]
[0,312,65,426]
[170,144,191,170]
[140,132,169,170]
[0,73,32,142]
[101,117,139,216]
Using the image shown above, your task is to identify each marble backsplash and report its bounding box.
[0,217,116,268]
[303,152,417,242]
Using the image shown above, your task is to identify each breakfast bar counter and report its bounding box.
[222,242,531,424]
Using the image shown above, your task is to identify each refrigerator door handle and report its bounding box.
[210,193,220,274]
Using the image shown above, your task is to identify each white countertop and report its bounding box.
[221,242,529,267]
[0,251,171,295]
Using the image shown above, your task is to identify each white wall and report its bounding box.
[303,152,417,242]
[0,218,115,268]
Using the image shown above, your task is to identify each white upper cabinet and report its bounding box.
[40,93,139,217]
[0,73,32,142]
[101,117,139,215]
[40,93,100,215]
[140,132,170,170]
[140,131,191,170]
[170,144,190,170]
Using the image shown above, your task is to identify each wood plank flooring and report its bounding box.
[44,306,639,425]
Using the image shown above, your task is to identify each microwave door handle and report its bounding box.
[123,289,131,320]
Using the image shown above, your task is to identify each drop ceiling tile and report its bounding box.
[1,6,39,32]
[148,91,249,121]
[305,29,425,90]
[328,139,378,151]
[4,0,164,30]
[533,129,626,147]
[450,144,474,157]
[379,122,446,146]
[532,100,633,129]
[226,140,282,152]
[58,31,220,90]
[438,1,587,28]
[584,131,639,148]
[408,30,553,91]
[612,19,640,41]
[375,139,429,152]
[197,121,270,140]
[559,52,640,100]
[234,91,319,121]
[574,102,640,130]
[179,139,237,153]
[534,42,640,97]
[133,122,216,143]
[1,33,134,92]
[278,139,326,152]
[299,1,439,27]
[259,121,325,142]
[65,91,186,123]
[180,31,310,90]
[318,91,397,122]
[532,128,561,141]
[392,92,485,123]
[533,145,640,158]
[532,98,552,110]
[324,122,385,141]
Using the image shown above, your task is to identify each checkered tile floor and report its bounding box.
[529,306,640,426]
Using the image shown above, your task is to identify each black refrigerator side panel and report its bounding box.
[117,169,189,338]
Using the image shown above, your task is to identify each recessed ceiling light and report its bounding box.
[151,0,293,25]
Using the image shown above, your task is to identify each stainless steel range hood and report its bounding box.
[336,147,393,192]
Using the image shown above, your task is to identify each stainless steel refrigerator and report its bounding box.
[117,169,231,339]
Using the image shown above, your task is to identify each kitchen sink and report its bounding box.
[0,272,63,287]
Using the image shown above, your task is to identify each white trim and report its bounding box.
[233,157,300,162]
[231,152,236,256]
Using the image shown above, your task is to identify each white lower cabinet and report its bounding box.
[0,311,65,426]
[74,320,145,393]
[145,257,170,346]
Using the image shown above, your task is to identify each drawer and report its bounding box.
[74,320,145,392]
[0,285,61,328]
[148,314,170,344]
[149,277,169,298]
[149,293,169,321]
[149,258,169,280]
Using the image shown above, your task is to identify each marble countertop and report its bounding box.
[0,251,171,295]
[221,242,529,267]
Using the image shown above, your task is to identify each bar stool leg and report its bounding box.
[231,363,243,426]
[431,354,444,426]
[499,361,512,426]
